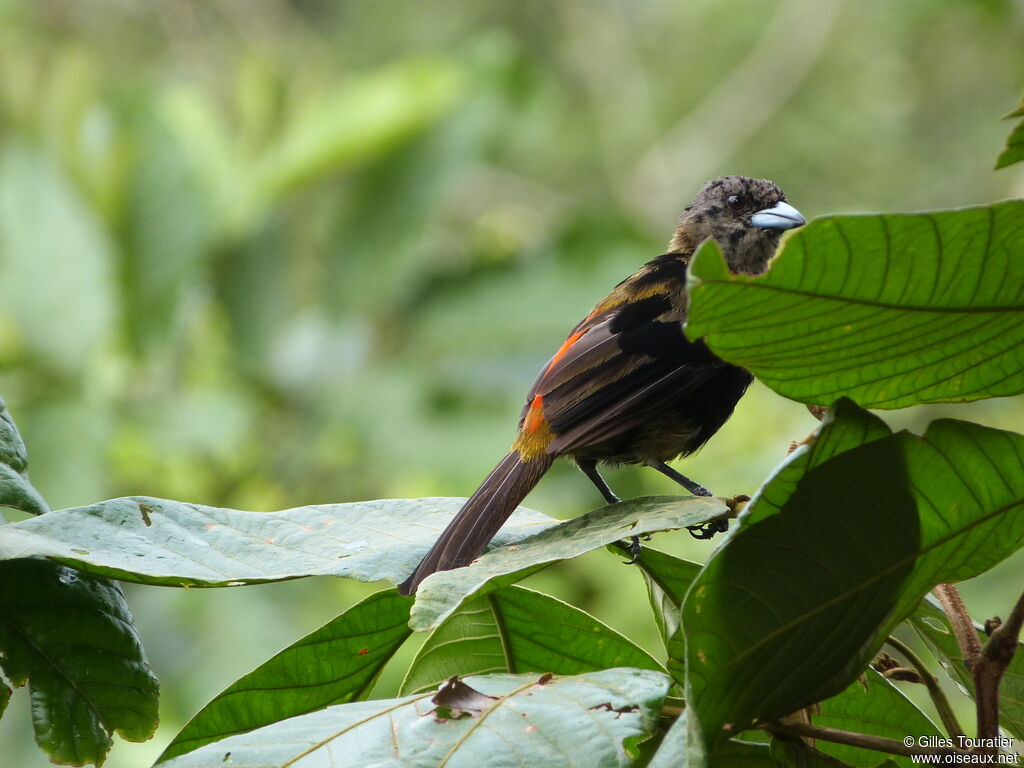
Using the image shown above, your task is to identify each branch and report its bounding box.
[884,636,965,738]
[973,588,1024,750]
[759,720,960,758]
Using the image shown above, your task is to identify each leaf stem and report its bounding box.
[884,635,965,738]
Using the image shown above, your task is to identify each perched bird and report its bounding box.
[399,176,804,595]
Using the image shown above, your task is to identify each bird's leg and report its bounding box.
[644,461,728,540]
[577,459,645,563]
[577,458,621,505]
[645,461,711,496]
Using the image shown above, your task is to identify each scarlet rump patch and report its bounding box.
[523,395,545,433]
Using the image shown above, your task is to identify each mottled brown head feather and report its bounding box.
[668,176,791,275]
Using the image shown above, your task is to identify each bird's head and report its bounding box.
[668,176,805,275]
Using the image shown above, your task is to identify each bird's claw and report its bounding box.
[623,536,643,564]
[686,518,729,540]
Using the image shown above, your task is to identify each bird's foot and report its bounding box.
[686,518,729,540]
[613,535,645,564]
[617,535,643,564]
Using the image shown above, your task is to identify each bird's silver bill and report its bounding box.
[751,201,805,231]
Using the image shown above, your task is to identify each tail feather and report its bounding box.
[398,451,553,595]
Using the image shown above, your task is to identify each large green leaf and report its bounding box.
[909,596,1024,741]
[159,589,412,763]
[0,559,159,766]
[683,401,1024,754]
[0,496,554,586]
[742,399,892,528]
[159,668,670,768]
[0,397,49,516]
[685,202,1024,409]
[635,548,703,686]
[996,98,1024,169]
[0,494,723,603]
[401,585,663,695]
[810,670,939,768]
[410,495,726,631]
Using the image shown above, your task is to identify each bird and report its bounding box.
[398,176,804,596]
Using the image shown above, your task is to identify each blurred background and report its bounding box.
[1,0,1023,765]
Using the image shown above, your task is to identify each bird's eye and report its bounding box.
[726,194,745,211]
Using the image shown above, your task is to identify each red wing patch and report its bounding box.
[548,331,584,369]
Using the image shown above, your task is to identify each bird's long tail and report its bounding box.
[398,451,554,595]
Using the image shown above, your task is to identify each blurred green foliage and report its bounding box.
[0,1,1022,765]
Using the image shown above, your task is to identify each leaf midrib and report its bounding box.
[693,278,1024,315]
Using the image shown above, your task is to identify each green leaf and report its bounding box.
[635,548,703,686]
[996,97,1024,169]
[158,668,670,768]
[742,398,891,529]
[683,402,1024,753]
[686,429,913,753]
[909,596,1024,740]
[0,397,49,516]
[685,202,1024,408]
[810,670,939,768]
[0,559,159,766]
[0,496,555,586]
[410,495,726,632]
[0,142,115,372]
[401,585,663,695]
[159,589,411,763]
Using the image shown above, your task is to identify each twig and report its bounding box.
[884,636,965,738]
[933,583,983,669]
[759,720,960,758]
[973,589,1024,751]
